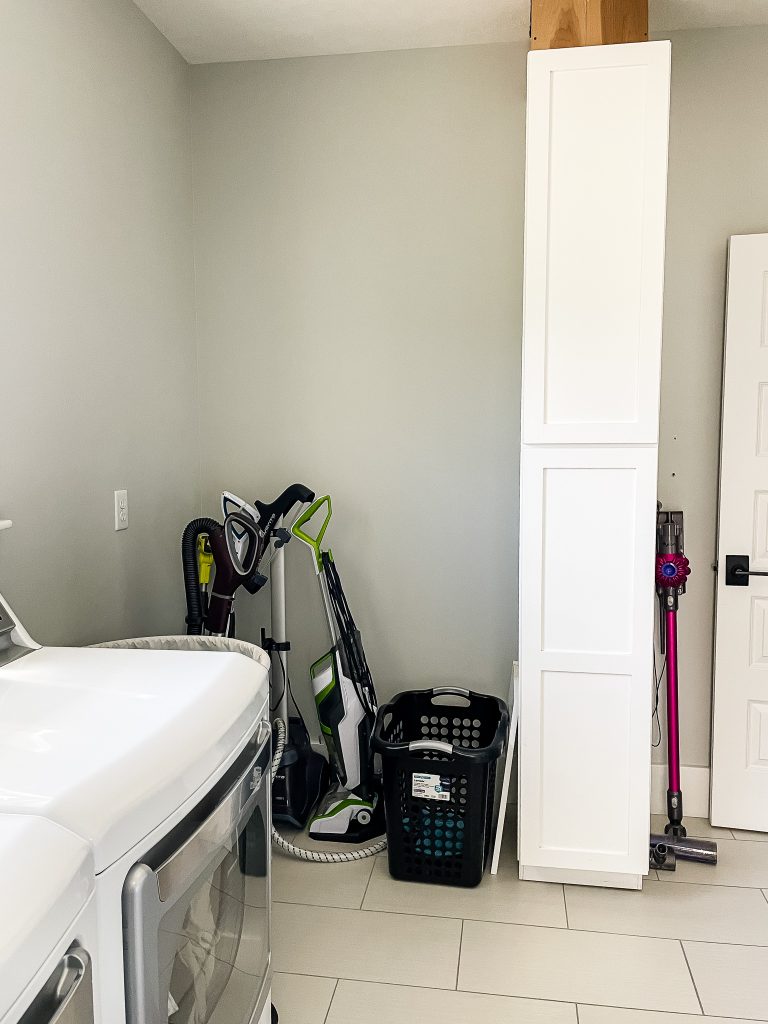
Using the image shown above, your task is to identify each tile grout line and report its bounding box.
[454,920,464,991]
[358,856,377,910]
[763,889,768,907]
[322,979,339,1024]
[278,972,459,994]
[654,878,768,891]
[274,898,768,946]
[577,997,768,1020]
[562,884,570,929]
[679,939,704,1014]
[277,972,768,1019]
[277,971,607,1010]
[275,898,485,924]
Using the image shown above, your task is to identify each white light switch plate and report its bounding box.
[114,489,128,531]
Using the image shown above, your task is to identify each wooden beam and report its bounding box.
[531,0,648,50]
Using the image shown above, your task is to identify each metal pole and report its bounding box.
[664,606,683,830]
[270,517,289,728]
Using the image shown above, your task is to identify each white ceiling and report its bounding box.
[132,0,768,64]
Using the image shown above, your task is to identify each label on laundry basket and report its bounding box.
[412,772,451,802]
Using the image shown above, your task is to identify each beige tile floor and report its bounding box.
[271,817,768,1023]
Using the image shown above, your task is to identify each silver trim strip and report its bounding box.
[156,730,270,903]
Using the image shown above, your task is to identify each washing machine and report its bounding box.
[0,593,273,1024]
[0,813,96,1024]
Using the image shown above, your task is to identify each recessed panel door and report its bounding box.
[711,234,768,831]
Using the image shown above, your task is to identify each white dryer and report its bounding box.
[0,595,273,1024]
[0,814,96,1024]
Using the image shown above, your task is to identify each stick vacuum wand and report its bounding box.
[650,508,717,869]
[654,511,689,837]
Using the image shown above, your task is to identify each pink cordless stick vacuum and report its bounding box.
[649,508,717,870]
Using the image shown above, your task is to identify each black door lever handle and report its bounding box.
[725,554,768,586]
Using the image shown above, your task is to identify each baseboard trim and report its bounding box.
[651,764,710,818]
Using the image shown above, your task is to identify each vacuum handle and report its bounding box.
[254,484,316,535]
[291,495,332,571]
[408,739,454,756]
[224,512,261,577]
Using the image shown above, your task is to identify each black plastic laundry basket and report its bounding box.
[372,687,509,888]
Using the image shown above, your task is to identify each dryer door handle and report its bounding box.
[20,946,94,1024]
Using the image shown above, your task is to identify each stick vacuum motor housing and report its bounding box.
[655,552,690,590]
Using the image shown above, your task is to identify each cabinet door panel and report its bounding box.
[522,42,670,445]
[518,446,657,875]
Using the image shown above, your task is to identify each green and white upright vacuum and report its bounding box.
[291,496,383,843]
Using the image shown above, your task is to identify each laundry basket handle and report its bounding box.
[408,740,454,756]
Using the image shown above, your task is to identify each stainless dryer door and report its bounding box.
[18,947,94,1024]
[123,722,271,1024]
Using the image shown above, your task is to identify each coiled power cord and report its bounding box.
[270,718,386,863]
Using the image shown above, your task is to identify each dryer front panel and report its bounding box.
[123,720,271,1024]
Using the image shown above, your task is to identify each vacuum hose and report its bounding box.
[270,718,387,863]
[182,517,221,634]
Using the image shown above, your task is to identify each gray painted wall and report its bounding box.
[190,45,526,726]
[0,0,199,643]
[191,29,768,768]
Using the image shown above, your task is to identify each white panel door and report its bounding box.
[518,445,657,875]
[711,234,768,831]
[522,41,671,446]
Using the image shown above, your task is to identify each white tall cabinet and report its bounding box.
[518,41,671,889]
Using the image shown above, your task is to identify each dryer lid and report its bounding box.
[0,645,270,871]
[0,814,93,1021]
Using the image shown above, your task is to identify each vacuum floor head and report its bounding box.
[650,832,717,869]
[308,785,384,844]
